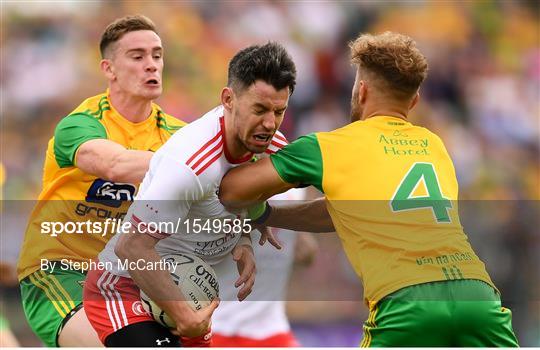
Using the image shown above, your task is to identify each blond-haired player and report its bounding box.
[219,32,519,347]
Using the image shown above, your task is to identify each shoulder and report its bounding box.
[267,134,322,162]
[68,92,110,118]
[415,125,447,147]
[158,112,187,127]
[55,112,106,136]
[156,106,224,167]
[153,104,188,136]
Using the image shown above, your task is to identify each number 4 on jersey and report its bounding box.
[391,162,452,223]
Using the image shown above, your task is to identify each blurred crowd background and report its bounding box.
[1,0,538,346]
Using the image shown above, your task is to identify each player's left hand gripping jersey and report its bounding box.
[98,106,287,276]
[17,92,185,280]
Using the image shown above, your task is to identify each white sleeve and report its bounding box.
[127,154,203,238]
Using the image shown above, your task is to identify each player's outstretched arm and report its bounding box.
[76,139,153,183]
[265,197,335,233]
[219,158,334,233]
[220,157,295,206]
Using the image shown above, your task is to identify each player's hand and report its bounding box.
[256,225,282,250]
[232,244,256,301]
[172,298,219,338]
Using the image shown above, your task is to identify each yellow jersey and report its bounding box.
[270,116,494,305]
[17,92,185,280]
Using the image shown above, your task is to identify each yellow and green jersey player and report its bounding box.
[17,16,185,347]
[219,32,519,347]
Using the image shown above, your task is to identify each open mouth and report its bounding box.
[253,134,272,143]
[145,78,160,86]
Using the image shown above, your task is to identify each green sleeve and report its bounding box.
[270,133,324,192]
[54,113,107,168]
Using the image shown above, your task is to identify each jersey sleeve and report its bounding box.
[54,113,107,168]
[269,133,324,193]
[127,153,203,239]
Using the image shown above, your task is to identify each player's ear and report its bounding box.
[100,59,115,81]
[359,81,367,104]
[410,92,420,110]
[221,87,234,112]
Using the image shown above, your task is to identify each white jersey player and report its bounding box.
[83,42,297,347]
[98,105,287,272]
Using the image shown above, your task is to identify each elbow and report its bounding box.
[219,188,249,211]
[104,155,125,183]
[218,179,237,207]
[104,168,121,183]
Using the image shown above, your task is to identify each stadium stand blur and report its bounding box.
[1,1,538,346]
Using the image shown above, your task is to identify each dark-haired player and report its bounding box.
[83,42,297,347]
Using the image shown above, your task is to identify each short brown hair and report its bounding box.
[350,32,428,99]
[100,15,157,58]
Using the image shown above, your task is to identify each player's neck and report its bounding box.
[109,90,153,123]
[361,103,408,121]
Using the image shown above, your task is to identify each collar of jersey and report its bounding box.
[219,115,254,164]
[105,90,160,128]
[364,115,412,124]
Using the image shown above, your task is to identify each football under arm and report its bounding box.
[75,139,153,183]
[115,229,194,323]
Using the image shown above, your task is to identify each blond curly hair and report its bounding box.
[350,32,428,99]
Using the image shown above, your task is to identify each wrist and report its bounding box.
[249,202,272,225]
[237,234,252,248]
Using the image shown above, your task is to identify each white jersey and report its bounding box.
[99,106,287,277]
[212,189,305,339]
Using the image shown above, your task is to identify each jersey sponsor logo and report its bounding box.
[86,179,137,208]
[194,231,238,256]
[74,202,127,221]
[132,301,145,316]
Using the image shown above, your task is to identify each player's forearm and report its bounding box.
[264,198,335,233]
[76,139,153,183]
[115,234,192,321]
[106,149,153,183]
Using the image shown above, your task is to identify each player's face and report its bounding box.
[108,30,163,100]
[350,71,363,122]
[232,81,289,154]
